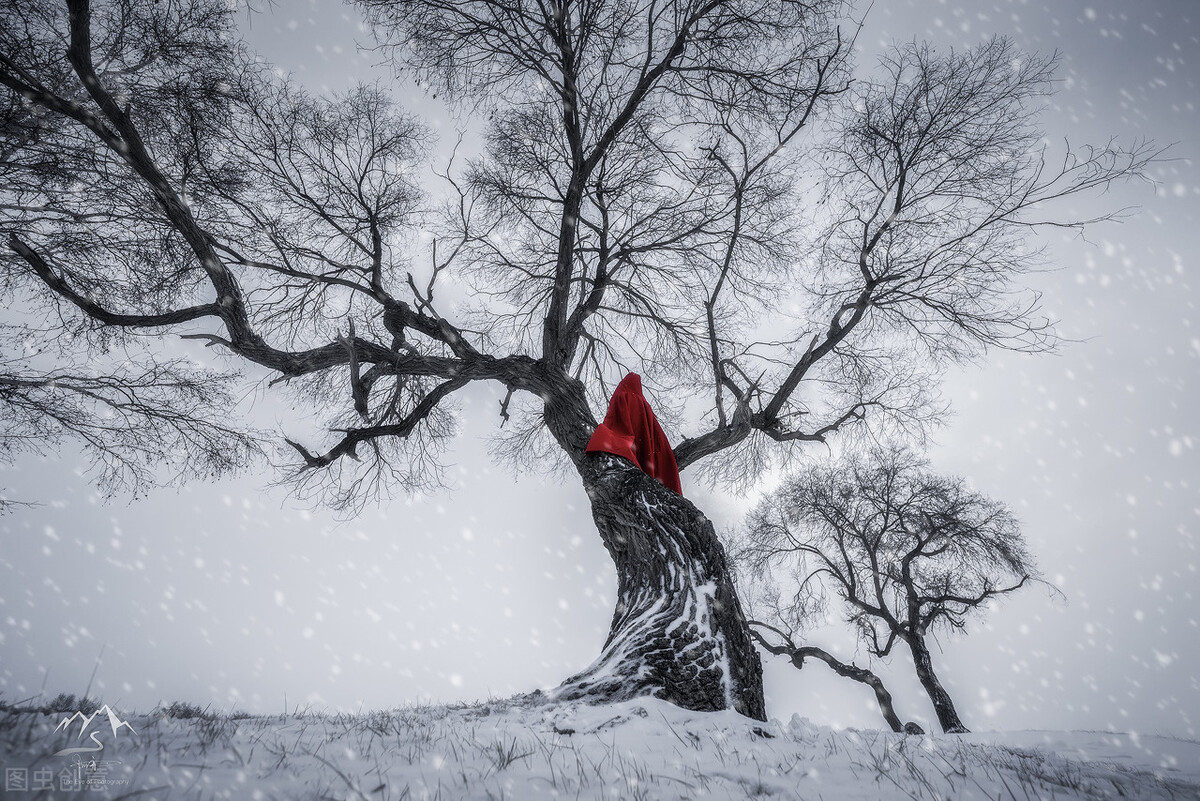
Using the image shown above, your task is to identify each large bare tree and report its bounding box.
[740,445,1043,733]
[0,0,1154,719]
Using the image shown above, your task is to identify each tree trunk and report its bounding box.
[552,452,767,720]
[906,634,968,733]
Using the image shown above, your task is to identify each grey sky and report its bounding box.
[1,0,1197,737]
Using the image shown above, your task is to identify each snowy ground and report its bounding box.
[1,696,1198,800]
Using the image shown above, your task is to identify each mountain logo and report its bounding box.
[52,705,137,756]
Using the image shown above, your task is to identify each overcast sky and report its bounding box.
[2,0,1197,738]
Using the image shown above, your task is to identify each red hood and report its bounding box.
[585,373,682,495]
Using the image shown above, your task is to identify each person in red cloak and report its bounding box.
[585,373,683,496]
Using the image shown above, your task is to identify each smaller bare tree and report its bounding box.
[740,445,1042,733]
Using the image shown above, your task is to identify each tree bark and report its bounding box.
[906,634,968,733]
[552,452,767,720]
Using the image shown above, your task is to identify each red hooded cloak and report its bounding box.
[585,373,683,495]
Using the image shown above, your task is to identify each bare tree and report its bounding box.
[741,445,1043,733]
[0,0,1152,718]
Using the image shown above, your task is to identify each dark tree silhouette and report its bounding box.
[740,445,1042,733]
[0,0,1151,718]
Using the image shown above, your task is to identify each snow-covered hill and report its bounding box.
[2,696,1197,799]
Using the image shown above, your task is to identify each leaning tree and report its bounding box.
[740,445,1043,733]
[0,0,1154,719]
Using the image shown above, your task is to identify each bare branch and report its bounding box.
[286,376,470,469]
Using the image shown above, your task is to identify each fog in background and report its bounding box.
[2,0,1197,737]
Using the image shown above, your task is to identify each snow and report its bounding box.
[0,0,1196,762]
[2,697,1197,800]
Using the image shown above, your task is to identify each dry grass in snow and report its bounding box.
[1,695,1198,799]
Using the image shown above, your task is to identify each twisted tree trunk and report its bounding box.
[552,452,766,720]
[907,633,968,733]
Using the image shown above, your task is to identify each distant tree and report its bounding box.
[741,445,1042,733]
[0,0,1150,718]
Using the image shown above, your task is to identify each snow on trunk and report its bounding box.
[553,453,766,720]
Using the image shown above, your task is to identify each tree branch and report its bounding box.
[749,622,905,733]
[286,376,470,468]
